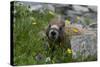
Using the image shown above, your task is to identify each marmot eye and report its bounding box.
[59,27,62,30]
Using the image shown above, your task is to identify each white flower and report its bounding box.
[45,57,51,62]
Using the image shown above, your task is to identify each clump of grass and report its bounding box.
[13,2,55,65]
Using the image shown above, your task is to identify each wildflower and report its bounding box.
[32,22,36,25]
[73,28,78,33]
[65,19,70,25]
[66,48,72,54]
[45,57,51,62]
[49,11,55,16]
[76,16,80,20]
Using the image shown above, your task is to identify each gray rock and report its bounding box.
[89,23,97,29]
[71,32,97,61]
[73,5,89,12]
[67,10,82,16]
[88,6,97,12]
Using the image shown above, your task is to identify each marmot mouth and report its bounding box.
[51,31,56,36]
[48,29,59,41]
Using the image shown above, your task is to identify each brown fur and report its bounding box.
[46,17,71,50]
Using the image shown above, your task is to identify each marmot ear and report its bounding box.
[48,24,51,28]
[61,20,65,27]
[62,22,65,27]
[59,27,62,31]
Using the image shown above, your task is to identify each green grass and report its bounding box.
[13,3,56,65]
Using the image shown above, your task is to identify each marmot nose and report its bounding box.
[51,31,56,36]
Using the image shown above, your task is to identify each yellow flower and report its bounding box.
[49,11,55,16]
[65,19,70,25]
[77,16,80,20]
[73,28,78,33]
[66,48,72,54]
[32,22,36,25]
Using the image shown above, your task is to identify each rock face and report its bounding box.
[71,32,97,61]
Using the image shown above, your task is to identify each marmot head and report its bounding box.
[46,17,65,42]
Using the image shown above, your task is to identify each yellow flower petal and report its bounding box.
[77,16,80,20]
[65,20,70,25]
[49,11,55,16]
[66,48,72,54]
[73,28,78,33]
[32,22,36,25]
